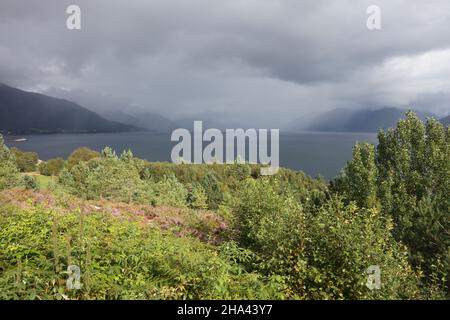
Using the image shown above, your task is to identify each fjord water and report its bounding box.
[5,131,378,180]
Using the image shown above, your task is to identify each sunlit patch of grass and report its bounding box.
[34,175,53,190]
[20,173,54,190]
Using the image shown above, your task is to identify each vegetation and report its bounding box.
[67,147,100,169]
[333,112,449,293]
[10,148,38,172]
[0,136,21,190]
[39,158,65,176]
[22,175,38,191]
[0,112,448,300]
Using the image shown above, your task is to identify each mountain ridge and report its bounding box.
[100,109,178,133]
[0,84,142,134]
[304,107,439,133]
[441,115,450,126]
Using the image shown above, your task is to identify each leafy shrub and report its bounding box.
[67,147,100,169]
[10,148,39,172]
[232,178,304,267]
[58,147,145,203]
[22,175,38,190]
[0,205,282,300]
[0,135,21,190]
[300,197,426,299]
[231,178,434,299]
[332,143,378,209]
[148,174,188,208]
[39,158,65,176]
[186,183,208,210]
[201,172,223,210]
[333,112,450,294]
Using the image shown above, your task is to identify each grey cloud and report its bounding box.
[0,0,450,128]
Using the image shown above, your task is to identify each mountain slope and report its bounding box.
[441,115,450,126]
[0,84,140,134]
[101,110,178,133]
[306,107,437,133]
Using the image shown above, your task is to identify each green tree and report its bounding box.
[22,175,38,190]
[376,114,449,280]
[232,178,425,299]
[186,183,209,210]
[301,197,424,299]
[149,174,188,208]
[11,148,38,172]
[332,143,378,209]
[334,112,449,294]
[39,158,65,176]
[59,147,144,203]
[0,135,21,190]
[201,172,223,210]
[67,147,100,169]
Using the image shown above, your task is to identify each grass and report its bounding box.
[20,172,54,190]
[34,174,53,189]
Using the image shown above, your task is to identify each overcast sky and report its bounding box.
[1,0,450,128]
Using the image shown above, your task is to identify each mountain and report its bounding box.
[441,115,450,126]
[305,107,437,133]
[105,110,254,133]
[101,110,178,133]
[0,84,140,134]
[175,111,264,130]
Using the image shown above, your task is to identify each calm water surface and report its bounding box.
[5,131,378,180]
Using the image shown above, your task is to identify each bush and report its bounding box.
[300,197,426,299]
[10,148,38,172]
[0,135,21,190]
[39,158,65,176]
[186,183,209,210]
[201,172,223,210]
[332,143,378,209]
[67,147,100,169]
[0,205,282,299]
[232,178,304,266]
[231,178,433,299]
[59,148,145,203]
[22,175,38,191]
[148,174,189,208]
[333,112,450,294]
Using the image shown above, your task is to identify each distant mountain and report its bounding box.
[305,107,437,133]
[101,110,178,133]
[0,84,140,134]
[441,115,450,126]
[176,111,260,130]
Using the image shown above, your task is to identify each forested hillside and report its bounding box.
[0,84,140,134]
[0,112,448,300]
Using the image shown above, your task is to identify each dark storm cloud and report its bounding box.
[1,0,450,128]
